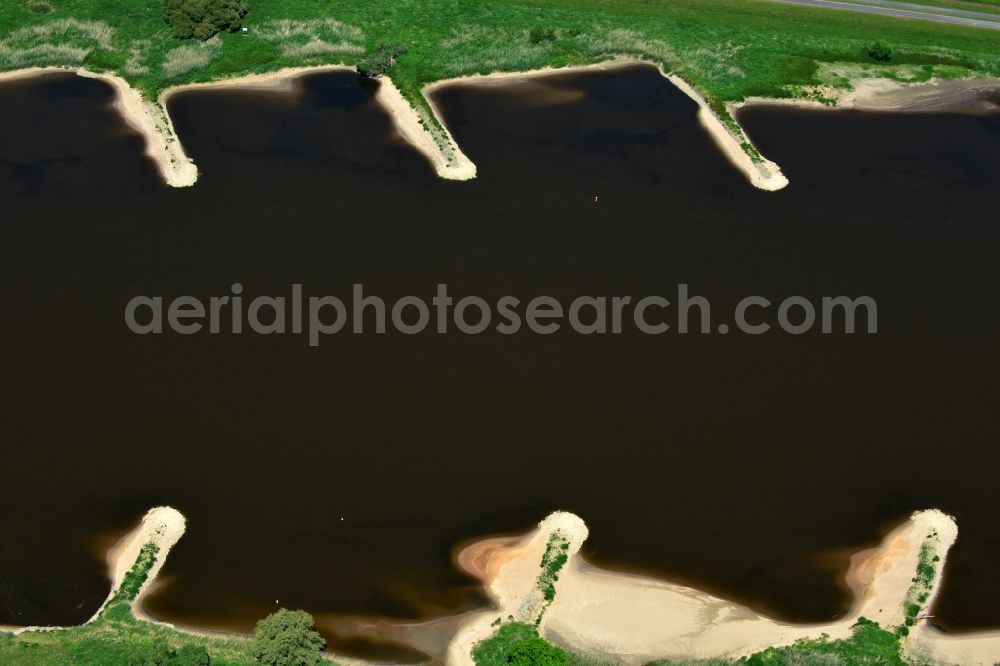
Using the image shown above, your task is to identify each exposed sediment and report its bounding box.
[449,509,1000,666]
[3,64,998,195]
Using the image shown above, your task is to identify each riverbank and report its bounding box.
[3,63,998,194]
[451,509,1000,666]
[736,75,1000,115]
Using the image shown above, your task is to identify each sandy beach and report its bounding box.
[6,60,993,195]
[446,509,1000,666]
[736,76,1000,114]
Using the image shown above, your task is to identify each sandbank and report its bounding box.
[447,508,1000,666]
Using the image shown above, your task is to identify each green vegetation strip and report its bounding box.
[3,0,1000,163]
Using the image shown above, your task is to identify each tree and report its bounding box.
[356,43,407,78]
[506,636,568,666]
[163,0,249,41]
[251,609,326,666]
[867,41,892,62]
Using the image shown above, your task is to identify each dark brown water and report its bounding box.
[0,66,998,657]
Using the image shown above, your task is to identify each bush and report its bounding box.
[163,0,249,41]
[867,41,892,62]
[356,42,406,77]
[529,26,558,44]
[508,636,568,666]
[135,640,210,665]
[26,0,53,14]
[473,623,569,666]
[251,609,326,666]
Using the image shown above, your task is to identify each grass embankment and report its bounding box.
[3,0,1000,164]
[0,539,337,666]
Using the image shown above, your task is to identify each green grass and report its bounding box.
[2,0,1000,160]
[474,622,542,666]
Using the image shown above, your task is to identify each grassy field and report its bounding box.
[1,0,999,126]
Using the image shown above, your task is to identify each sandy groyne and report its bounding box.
[1,506,185,635]
[0,67,196,187]
[3,63,998,194]
[448,509,1000,666]
[0,64,476,188]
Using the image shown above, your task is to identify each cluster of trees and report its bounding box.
[163,0,249,41]
[357,43,407,77]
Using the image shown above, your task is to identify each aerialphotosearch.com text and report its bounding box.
[125,283,878,346]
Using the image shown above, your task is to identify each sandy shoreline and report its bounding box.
[736,75,1000,114]
[446,509,1000,666]
[4,506,1000,666]
[4,61,997,194]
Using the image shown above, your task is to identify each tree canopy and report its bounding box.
[506,636,568,666]
[250,609,326,666]
[163,0,249,41]
[356,43,407,78]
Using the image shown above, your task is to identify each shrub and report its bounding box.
[26,0,53,14]
[508,636,568,666]
[356,42,406,77]
[867,41,892,62]
[163,0,249,41]
[529,26,558,44]
[251,609,326,666]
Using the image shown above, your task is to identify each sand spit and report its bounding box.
[448,509,1000,666]
[666,74,788,192]
[3,64,998,193]
[2,506,185,635]
[0,67,196,187]
[377,75,477,181]
[447,512,589,666]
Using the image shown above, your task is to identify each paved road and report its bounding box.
[769,0,1000,30]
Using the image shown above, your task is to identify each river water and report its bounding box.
[0,65,997,659]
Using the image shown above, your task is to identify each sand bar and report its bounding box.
[447,508,1000,666]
